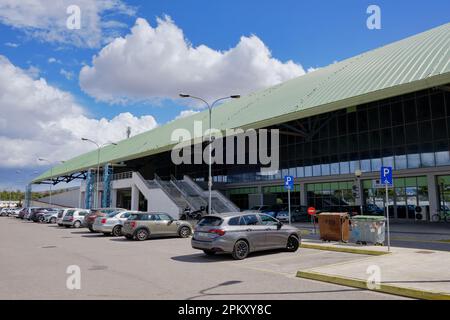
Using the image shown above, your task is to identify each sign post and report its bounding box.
[284,176,294,225]
[380,166,393,252]
[308,207,317,234]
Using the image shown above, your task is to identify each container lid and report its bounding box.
[318,212,349,216]
[351,215,386,221]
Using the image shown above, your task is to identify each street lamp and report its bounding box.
[81,138,117,208]
[179,93,240,215]
[355,169,363,214]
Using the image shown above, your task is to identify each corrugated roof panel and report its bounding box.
[33,22,450,183]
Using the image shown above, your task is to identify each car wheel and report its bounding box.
[178,226,191,238]
[112,225,122,237]
[203,250,216,256]
[135,229,149,241]
[232,240,249,260]
[73,221,81,228]
[431,214,440,222]
[50,217,56,224]
[286,235,299,252]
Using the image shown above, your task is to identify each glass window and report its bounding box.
[407,154,420,169]
[433,119,447,140]
[395,155,407,170]
[259,214,278,225]
[340,162,350,174]
[361,159,371,172]
[417,95,431,120]
[391,102,404,126]
[158,214,173,221]
[241,215,260,226]
[331,163,339,175]
[313,165,321,176]
[296,167,304,178]
[421,153,435,167]
[436,151,450,166]
[382,156,394,168]
[371,158,382,172]
[304,166,312,177]
[321,164,330,176]
[289,168,296,178]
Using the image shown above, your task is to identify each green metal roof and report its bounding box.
[33,22,450,183]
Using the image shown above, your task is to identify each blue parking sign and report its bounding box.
[284,176,294,190]
[380,167,393,185]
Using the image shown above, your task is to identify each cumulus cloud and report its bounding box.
[0,0,135,48]
[4,42,19,47]
[0,55,157,168]
[79,16,306,104]
[60,68,75,80]
[174,109,200,120]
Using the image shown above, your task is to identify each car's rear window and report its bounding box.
[197,216,223,227]
[66,210,75,216]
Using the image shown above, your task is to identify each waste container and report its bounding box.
[350,215,386,245]
[317,212,350,242]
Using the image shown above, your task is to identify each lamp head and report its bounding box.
[179,93,190,98]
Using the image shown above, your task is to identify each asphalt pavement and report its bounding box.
[0,217,403,300]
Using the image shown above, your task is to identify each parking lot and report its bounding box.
[0,217,405,300]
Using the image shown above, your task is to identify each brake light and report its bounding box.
[130,221,136,228]
[101,218,107,224]
[68,217,73,221]
[209,229,226,236]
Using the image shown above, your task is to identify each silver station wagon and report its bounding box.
[191,213,301,260]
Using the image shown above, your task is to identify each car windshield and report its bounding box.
[197,216,223,226]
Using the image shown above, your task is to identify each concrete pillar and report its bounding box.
[300,183,306,206]
[427,173,438,220]
[131,185,139,211]
[111,189,118,208]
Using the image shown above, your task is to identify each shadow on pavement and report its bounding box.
[185,280,364,300]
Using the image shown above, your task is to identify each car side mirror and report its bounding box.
[277,221,283,230]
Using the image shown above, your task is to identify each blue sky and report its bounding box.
[0,0,449,190]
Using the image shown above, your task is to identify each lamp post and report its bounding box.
[179,94,240,215]
[355,169,363,214]
[81,138,117,208]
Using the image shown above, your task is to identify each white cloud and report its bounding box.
[79,16,306,104]
[4,42,19,47]
[0,55,157,168]
[48,57,61,64]
[60,68,74,80]
[0,0,135,48]
[174,109,200,120]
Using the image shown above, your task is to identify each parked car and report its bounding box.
[191,213,301,260]
[85,208,125,232]
[7,208,21,217]
[93,210,133,236]
[43,209,63,224]
[0,208,13,216]
[27,207,47,221]
[17,208,28,219]
[62,209,90,228]
[56,208,79,226]
[122,212,192,241]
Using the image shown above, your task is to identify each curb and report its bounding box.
[297,270,450,300]
[300,243,389,255]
